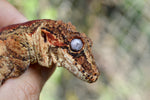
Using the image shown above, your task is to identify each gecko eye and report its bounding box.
[70,38,83,51]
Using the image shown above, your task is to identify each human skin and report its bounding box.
[0,0,56,100]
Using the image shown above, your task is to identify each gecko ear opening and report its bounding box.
[41,31,47,42]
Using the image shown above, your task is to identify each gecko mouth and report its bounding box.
[63,59,100,83]
[62,53,100,83]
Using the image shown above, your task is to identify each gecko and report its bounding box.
[0,19,100,85]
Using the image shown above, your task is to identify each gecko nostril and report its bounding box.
[94,73,98,76]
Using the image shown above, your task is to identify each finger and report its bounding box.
[0,64,43,100]
[0,0,27,27]
[0,64,56,100]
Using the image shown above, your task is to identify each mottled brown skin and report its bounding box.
[0,19,99,85]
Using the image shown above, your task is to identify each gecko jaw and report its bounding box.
[60,49,99,83]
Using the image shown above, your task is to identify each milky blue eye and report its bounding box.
[71,39,83,51]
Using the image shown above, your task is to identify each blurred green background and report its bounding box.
[8,0,150,100]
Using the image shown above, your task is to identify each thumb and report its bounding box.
[0,64,56,100]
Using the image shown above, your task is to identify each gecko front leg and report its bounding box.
[0,31,30,84]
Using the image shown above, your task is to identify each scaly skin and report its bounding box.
[0,19,100,85]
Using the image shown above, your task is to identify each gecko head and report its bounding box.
[60,33,100,83]
[43,20,100,83]
[54,31,100,83]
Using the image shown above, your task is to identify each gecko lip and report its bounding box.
[62,59,100,83]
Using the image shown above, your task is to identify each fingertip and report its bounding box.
[0,66,43,100]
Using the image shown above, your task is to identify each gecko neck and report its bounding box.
[26,22,53,68]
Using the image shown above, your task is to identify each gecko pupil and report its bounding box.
[70,38,83,51]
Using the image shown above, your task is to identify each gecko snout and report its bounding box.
[85,71,100,83]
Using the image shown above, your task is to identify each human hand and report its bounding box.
[0,0,56,100]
